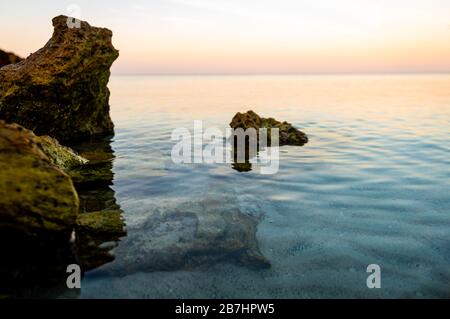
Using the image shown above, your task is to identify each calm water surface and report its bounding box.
[81,75,450,298]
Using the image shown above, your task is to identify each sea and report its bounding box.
[78,74,450,298]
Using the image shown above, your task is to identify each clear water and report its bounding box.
[81,75,450,298]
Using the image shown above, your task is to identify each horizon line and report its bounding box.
[111,71,450,76]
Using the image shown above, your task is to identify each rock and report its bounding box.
[0,126,124,295]
[0,16,119,141]
[75,209,126,271]
[66,137,115,186]
[0,121,79,238]
[0,120,88,171]
[76,210,126,236]
[38,135,88,171]
[92,191,270,276]
[103,209,269,274]
[230,110,308,146]
[0,49,23,68]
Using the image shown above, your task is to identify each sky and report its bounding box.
[1,0,450,74]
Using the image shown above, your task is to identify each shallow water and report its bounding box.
[81,75,450,298]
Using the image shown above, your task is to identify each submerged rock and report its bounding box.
[230,110,308,146]
[105,209,269,273]
[0,121,79,238]
[92,191,270,276]
[0,16,119,141]
[0,49,23,68]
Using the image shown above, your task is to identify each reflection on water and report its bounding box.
[81,75,449,298]
[4,75,450,298]
[69,137,127,273]
[232,161,253,172]
[231,134,259,173]
[0,231,80,299]
[2,135,272,298]
[72,137,270,277]
[0,137,126,298]
[231,145,261,173]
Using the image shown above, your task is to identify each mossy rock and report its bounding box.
[0,121,79,238]
[0,16,119,141]
[76,210,126,236]
[38,135,88,170]
[230,110,308,146]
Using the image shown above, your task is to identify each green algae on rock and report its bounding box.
[230,110,308,146]
[77,210,126,236]
[0,16,119,141]
[0,122,125,291]
[0,121,79,238]
[0,49,23,68]
[39,135,88,170]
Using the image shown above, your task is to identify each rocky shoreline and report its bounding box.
[0,15,123,234]
[0,15,310,298]
[0,16,124,298]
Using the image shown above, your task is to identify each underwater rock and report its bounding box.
[0,49,23,68]
[230,110,308,146]
[0,15,119,141]
[92,194,270,276]
[0,121,79,238]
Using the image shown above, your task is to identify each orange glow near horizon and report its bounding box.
[2,0,450,74]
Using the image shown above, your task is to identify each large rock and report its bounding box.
[0,16,119,141]
[230,110,308,146]
[0,49,23,68]
[92,191,270,276]
[0,132,125,298]
[0,121,80,238]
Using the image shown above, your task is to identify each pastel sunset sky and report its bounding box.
[2,0,450,74]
